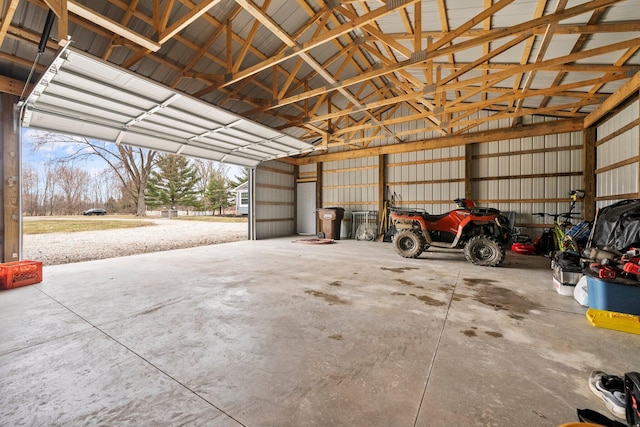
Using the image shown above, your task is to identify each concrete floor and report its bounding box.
[1,238,639,427]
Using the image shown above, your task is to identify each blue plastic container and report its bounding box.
[586,274,640,316]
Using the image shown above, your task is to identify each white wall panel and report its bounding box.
[321,156,379,238]
[595,99,639,200]
[471,124,584,238]
[299,164,316,174]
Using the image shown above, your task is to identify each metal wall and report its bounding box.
[253,121,587,240]
[386,147,466,215]
[472,115,584,237]
[253,160,296,239]
[252,107,640,240]
[322,157,379,238]
[595,99,640,210]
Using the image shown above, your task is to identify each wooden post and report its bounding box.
[464,143,474,201]
[316,162,323,233]
[583,126,596,221]
[293,164,298,234]
[378,154,386,216]
[1,93,20,262]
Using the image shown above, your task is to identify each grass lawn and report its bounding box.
[175,215,247,223]
[23,218,156,235]
[22,215,247,234]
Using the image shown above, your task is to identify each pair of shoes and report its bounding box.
[589,370,626,419]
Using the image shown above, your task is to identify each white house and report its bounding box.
[234,181,249,216]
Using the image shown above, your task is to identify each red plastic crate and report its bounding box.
[0,260,43,290]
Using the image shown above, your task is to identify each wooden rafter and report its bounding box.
[538,7,609,110]
[511,0,568,125]
[67,0,161,51]
[158,0,223,44]
[213,0,420,89]
[2,0,639,153]
[0,0,20,48]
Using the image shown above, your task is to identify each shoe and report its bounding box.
[577,408,627,427]
[589,371,626,419]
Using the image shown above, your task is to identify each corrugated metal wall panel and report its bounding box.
[254,160,295,239]
[595,99,639,201]
[472,123,584,238]
[299,164,316,174]
[387,147,464,213]
[322,156,379,238]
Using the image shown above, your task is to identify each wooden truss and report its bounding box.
[1,0,639,154]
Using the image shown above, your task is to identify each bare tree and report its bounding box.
[22,166,40,216]
[43,167,58,215]
[26,131,156,216]
[53,164,90,214]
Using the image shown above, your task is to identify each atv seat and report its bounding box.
[423,212,449,222]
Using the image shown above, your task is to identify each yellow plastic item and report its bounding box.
[586,308,640,335]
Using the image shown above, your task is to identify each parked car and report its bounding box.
[82,208,107,216]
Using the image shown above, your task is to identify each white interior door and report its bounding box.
[297,182,316,235]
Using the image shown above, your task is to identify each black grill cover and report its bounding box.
[590,199,640,252]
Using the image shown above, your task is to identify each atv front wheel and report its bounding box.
[393,229,426,258]
[464,235,505,267]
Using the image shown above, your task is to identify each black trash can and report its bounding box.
[317,207,345,240]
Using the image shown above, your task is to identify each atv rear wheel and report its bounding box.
[464,235,505,267]
[393,229,426,258]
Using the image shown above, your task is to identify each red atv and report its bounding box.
[389,199,511,267]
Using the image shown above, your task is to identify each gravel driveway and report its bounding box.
[23,218,248,266]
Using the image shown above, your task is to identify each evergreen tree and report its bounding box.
[146,154,200,210]
[205,171,232,215]
[228,167,250,188]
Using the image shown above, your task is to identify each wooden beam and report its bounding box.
[217,0,420,89]
[316,162,322,234]
[1,93,20,262]
[158,0,223,44]
[67,0,161,51]
[301,73,621,129]
[0,76,29,97]
[465,144,473,201]
[378,154,386,227]
[269,34,637,116]
[102,0,142,60]
[583,126,595,221]
[584,71,640,127]
[284,118,584,165]
[56,0,68,46]
[381,22,640,41]
[540,9,608,111]
[0,0,20,48]
[234,0,294,47]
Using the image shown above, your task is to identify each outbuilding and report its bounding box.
[1,1,639,425]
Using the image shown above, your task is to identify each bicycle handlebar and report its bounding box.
[533,212,581,220]
[570,189,585,201]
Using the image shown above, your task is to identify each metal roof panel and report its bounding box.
[19,48,318,167]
